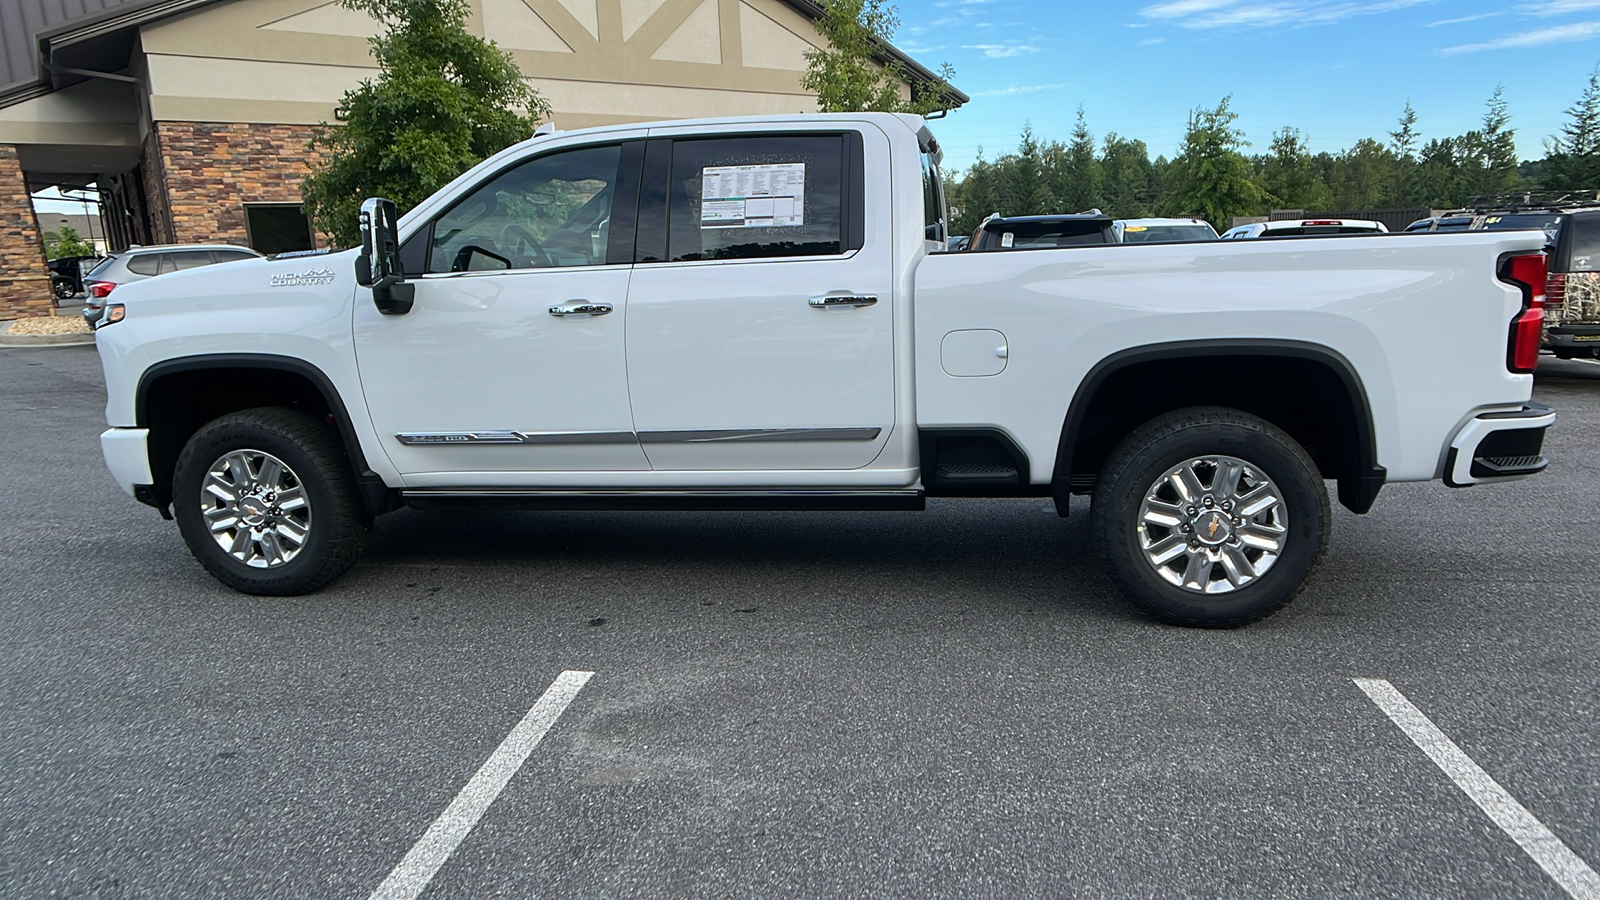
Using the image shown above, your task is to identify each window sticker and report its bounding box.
[700,163,806,229]
[1000,232,1015,248]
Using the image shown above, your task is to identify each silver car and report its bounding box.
[82,244,263,324]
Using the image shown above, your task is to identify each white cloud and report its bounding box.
[1427,12,1502,26]
[1140,0,1435,29]
[1441,20,1600,52]
[969,82,1074,98]
[962,42,1041,57]
[1522,0,1600,14]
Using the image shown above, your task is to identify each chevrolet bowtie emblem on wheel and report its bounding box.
[1207,515,1221,539]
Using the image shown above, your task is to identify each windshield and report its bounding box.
[1121,225,1217,243]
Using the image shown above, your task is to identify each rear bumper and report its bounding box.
[1444,403,1555,487]
[101,427,153,498]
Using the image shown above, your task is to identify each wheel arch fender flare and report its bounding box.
[1052,339,1385,514]
[135,353,393,516]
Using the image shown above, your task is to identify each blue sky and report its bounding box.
[899,0,1600,174]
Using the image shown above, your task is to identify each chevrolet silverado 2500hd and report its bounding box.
[95,113,1555,626]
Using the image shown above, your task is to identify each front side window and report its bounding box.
[665,135,844,262]
[430,144,622,272]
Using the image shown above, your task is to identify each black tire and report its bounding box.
[173,407,370,595]
[1091,407,1330,628]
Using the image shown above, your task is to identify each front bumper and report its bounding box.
[101,427,153,498]
[1444,403,1555,487]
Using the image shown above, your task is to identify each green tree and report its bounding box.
[1413,137,1462,208]
[1162,97,1266,229]
[1002,126,1056,215]
[1100,133,1154,218]
[1390,101,1420,204]
[1455,86,1520,200]
[1050,107,1103,213]
[1333,138,1399,209]
[42,225,95,259]
[1257,127,1331,211]
[1545,65,1600,190]
[300,0,550,247]
[802,0,957,115]
[949,152,999,237]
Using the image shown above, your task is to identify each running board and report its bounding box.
[400,489,926,512]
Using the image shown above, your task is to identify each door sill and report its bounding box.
[400,489,926,512]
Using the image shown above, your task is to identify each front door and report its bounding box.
[355,140,647,484]
[624,127,896,472]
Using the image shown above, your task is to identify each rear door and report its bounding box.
[622,124,896,472]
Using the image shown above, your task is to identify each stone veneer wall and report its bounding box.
[0,145,54,319]
[156,122,328,247]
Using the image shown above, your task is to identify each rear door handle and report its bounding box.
[809,294,878,309]
[549,300,613,317]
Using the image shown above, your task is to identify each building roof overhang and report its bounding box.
[2,0,967,110]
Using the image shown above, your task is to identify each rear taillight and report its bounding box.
[87,281,115,299]
[1546,272,1566,310]
[1501,253,1547,373]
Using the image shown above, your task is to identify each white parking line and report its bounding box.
[367,670,595,900]
[1354,678,1600,900]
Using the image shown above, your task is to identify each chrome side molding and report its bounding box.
[396,427,882,446]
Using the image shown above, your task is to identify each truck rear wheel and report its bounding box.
[1091,407,1330,627]
[173,408,370,595]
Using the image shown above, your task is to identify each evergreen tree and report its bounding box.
[1335,138,1400,209]
[950,152,999,237]
[1101,133,1154,218]
[1162,97,1266,229]
[1413,137,1462,208]
[1390,101,1420,204]
[1545,65,1600,190]
[1258,127,1331,211]
[1053,107,1103,213]
[1456,86,1520,200]
[301,0,551,247]
[1003,126,1056,215]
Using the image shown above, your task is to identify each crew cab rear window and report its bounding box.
[664,135,845,262]
[1481,213,1559,233]
[428,144,623,272]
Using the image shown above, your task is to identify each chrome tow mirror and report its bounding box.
[356,197,415,315]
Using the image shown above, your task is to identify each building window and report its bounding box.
[244,204,316,255]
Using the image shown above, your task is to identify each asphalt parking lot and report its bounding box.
[1,345,1596,899]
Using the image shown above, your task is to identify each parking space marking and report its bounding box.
[367,670,595,900]
[1354,678,1600,900]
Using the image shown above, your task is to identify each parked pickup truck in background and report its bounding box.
[95,113,1555,627]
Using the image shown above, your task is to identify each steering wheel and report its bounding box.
[496,223,552,269]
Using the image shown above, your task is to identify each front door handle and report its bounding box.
[549,300,613,317]
[809,294,878,309]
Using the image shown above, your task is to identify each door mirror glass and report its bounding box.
[357,197,415,314]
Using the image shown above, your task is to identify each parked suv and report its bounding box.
[1221,218,1389,239]
[83,244,263,324]
[967,212,1115,250]
[1113,217,1218,243]
[1545,207,1600,359]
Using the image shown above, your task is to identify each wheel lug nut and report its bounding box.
[1179,523,1192,533]
[1203,496,1214,508]
[1186,506,1197,517]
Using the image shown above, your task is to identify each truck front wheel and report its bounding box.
[1092,407,1330,627]
[172,408,370,595]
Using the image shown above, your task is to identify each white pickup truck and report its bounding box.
[95,112,1555,627]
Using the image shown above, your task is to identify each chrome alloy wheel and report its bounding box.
[201,449,312,568]
[1135,455,1288,595]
